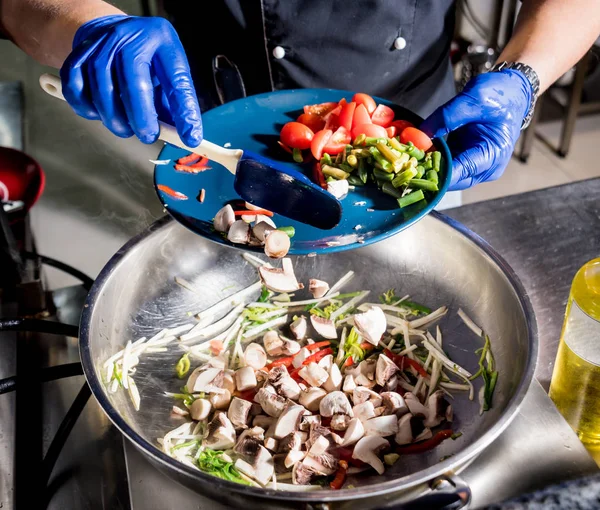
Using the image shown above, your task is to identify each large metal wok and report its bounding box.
[79,211,537,509]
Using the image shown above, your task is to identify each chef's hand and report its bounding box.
[420,69,532,191]
[60,14,203,147]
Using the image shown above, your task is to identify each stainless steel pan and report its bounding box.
[79,211,538,509]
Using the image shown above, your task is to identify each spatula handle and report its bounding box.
[38,73,242,174]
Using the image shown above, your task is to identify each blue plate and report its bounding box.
[154,89,452,255]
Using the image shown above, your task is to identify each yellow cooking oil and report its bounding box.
[549,258,600,458]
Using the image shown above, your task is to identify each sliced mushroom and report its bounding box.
[290,316,308,340]
[234,426,265,457]
[424,390,453,428]
[352,436,389,475]
[376,354,398,386]
[299,414,321,432]
[354,400,377,423]
[395,413,414,445]
[228,397,252,429]
[416,427,433,442]
[280,338,301,356]
[190,399,212,421]
[207,355,227,369]
[364,415,399,437]
[253,415,275,429]
[278,431,302,453]
[244,343,267,370]
[331,413,351,431]
[252,221,275,243]
[322,363,343,392]
[292,462,317,485]
[213,204,235,233]
[204,412,236,450]
[191,367,225,393]
[353,306,387,346]
[381,392,408,417]
[234,446,274,486]
[263,330,284,356]
[355,374,377,389]
[285,449,306,469]
[210,389,232,410]
[353,387,383,407]
[404,392,430,419]
[374,406,386,417]
[327,178,349,200]
[302,452,338,476]
[299,362,329,388]
[292,347,311,368]
[383,374,399,392]
[264,230,290,259]
[258,258,303,293]
[235,366,258,392]
[273,404,307,439]
[250,403,263,416]
[299,387,327,411]
[341,418,365,447]
[269,366,301,401]
[342,375,357,394]
[254,386,287,417]
[318,354,334,371]
[310,315,337,339]
[308,279,330,298]
[308,435,330,457]
[320,391,353,417]
[222,372,236,394]
[227,220,251,244]
[264,437,278,452]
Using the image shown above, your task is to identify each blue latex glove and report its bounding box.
[420,69,532,191]
[60,15,202,147]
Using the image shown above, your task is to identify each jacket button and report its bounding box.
[394,37,407,50]
[273,46,286,59]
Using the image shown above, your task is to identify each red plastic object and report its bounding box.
[0,147,45,212]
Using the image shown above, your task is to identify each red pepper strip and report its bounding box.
[305,341,331,351]
[278,140,293,154]
[384,348,429,378]
[360,342,375,350]
[313,162,327,189]
[265,356,295,370]
[174,164,212,173]
[343,356,354,367]
[177,152,200,165]
[396,429,454,454]
[190,156,209,167]
[157,184,188,200]
[329,460,348,490]
[237,389,258,402]
[334,447,365,467]
[289,367,304,382]
[233,209,274,217]
[302,347,334,366]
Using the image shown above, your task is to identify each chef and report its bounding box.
[1,0,599,190]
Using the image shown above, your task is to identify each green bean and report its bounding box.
[382,182,403,199]
[408,156,418,168]
[322,165,349,180]
[426,170,439,184]
[277,226,295,238]
[415,165,425,179]
[423,158,433,170]
[365,137,386,146]
[393,153,410,173]
[369,147,393,172]
[373,168,394,182]
[347,174,364,186]
[388,138,409,153]
[292,148,303,163]
[376,141,400,163]
[407,178,438,191]
[358,160,368,183]
[407,146,425,160]
[353,134,366,146]
[320,153,332,166]
[432,151,441,172]
[339,163,354,174]
[397,189,425,208]
[392,167,418,188]
[347,154,358,168]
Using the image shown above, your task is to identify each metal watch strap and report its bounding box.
[491,61,540,130]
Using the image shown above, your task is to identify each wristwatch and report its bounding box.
[490,61,540,130]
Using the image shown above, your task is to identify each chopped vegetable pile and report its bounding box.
[278,93,443,209]
[103,253,497,490]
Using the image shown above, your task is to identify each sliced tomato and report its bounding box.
[386,126,397,138]
[280,121,314,150]
[399,126,433,151]
[352,123,387,139]
[338,97,348,107]
[323,126,351,155]
[352,93,377,115]
[371,104,395,127]
[338,101,356,131]
[352,103,372,129]
[323,103,343,130]
[391,119,415,133]
[311,129,333,160]
[297,112,325,133]
[303,101,338,117]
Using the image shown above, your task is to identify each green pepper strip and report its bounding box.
[175,353,191,379]
[277,226,295,238]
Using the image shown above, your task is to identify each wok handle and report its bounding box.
[375,474,471,510]
[38,73,243,174]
